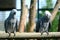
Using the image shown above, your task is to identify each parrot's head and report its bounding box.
[9,9,17,19]
[45,10,52,19]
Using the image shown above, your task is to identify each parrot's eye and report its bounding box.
[14,12,16,15]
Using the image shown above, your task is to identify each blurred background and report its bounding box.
[0,0,59,32]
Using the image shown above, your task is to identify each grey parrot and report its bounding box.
[4,9,18,36]
[36,10,52,35]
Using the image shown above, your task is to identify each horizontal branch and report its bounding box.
[0,31,60,39]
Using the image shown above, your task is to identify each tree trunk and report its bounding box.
[19,0,28,32]
[50,0,60,22]
[28,0,37,32]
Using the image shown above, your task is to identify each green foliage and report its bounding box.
[50,12,60,32]
[46,0,53,8]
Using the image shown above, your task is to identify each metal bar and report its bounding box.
[38,0,39,20]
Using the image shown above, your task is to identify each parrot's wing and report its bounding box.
[4,20,8,33]
[15,20,19,32]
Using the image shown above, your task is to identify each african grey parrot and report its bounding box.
[36,10,52,35]
[4,9,18,36]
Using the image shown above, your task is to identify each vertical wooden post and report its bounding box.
[19,0,25,32]
[28,0,37,32]
[19,0,28,32]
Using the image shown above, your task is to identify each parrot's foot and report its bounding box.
[14,33,15,36]
[8,33,11,37]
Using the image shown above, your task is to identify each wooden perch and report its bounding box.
[0,31,60,39]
